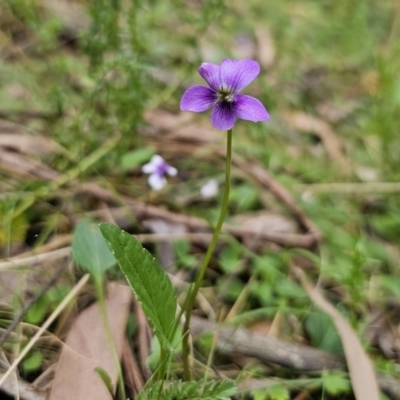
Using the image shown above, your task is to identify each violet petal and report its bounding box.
[142,154,163,173]
[210,102,237,130]
[148,174,167,190]
[219,59,260,93]
[198,62,221,91]
[180,86,216,112]
[235,94,270,122]
[166,166,178,176]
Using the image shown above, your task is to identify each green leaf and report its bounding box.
[322,371,350,396]
[22,351,43,373]
[120,147,155,171]
[219,246,242,273]
[95,367,114,395]
[0,200,29,247]
[25,296,47,324]
[305,311,343,355]
[72,219,116,281]
[136,379,236,400]
[265,384,290,400]
[147,326,183,371]
[252,390,268,400]
[99,223,177,349]
[173,239,197,269]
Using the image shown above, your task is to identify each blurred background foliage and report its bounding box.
[1,0,400,398]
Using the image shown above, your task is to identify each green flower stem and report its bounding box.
[182,128,233,381]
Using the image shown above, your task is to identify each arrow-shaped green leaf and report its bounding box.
[99,223,177,348]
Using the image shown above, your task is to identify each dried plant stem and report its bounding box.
[182,129,233,381]
[0,274,90,388]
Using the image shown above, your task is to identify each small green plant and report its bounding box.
[72,219,125,400]
[98,58,269,397]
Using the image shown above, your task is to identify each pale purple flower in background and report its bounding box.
[180,58,269,130]
[200,179,219,198]
[142,155,177,190]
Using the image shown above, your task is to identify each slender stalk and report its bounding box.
[182,129,233,380]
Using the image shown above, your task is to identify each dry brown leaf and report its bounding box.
[171,123,220,145]
[282,111,350,172]
[142,218,187,267]
[316,101,358,123]
[366,306,400,360]
[121,338,145,398]
[233,212,297,235]
[296,268,380,400]
[0,119,23,134]
[41,0,89,33]
[0,350,47,400]
[248,320,273,336]
[232,211,297,248]
[0,149,60,180]
[0,134,65,157]
[144,109,193,132]
[255,27,276,68]
[144,108,219,145]
[49,283,132,400]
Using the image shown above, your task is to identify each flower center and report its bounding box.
[155,161,169,177]
[217,89,235,103]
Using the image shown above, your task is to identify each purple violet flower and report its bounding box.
[180,58,270,130]
[142,155,177,190]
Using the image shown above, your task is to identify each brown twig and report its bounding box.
[229,154,322,241]
[134,301,152,381]
[190,315,341,371]
[0,247,71,270]
[121,338,145,398]
[16,234,72,259]
[190,316,400,400]
[79,183,319,249]
[0,233,212,270]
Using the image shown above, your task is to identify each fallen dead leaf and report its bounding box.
[144,109,193,132]
[316,101,358,123]
[366,306,399,360]
[232,211,297,248]
[49,283,132,400]
[0,149,60,180]
[233,211,297,235]
[296,267,380,400]
[41,0,89,33]
[142,218,187,268]
[0,350,46,400]
[0,134,65,157]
